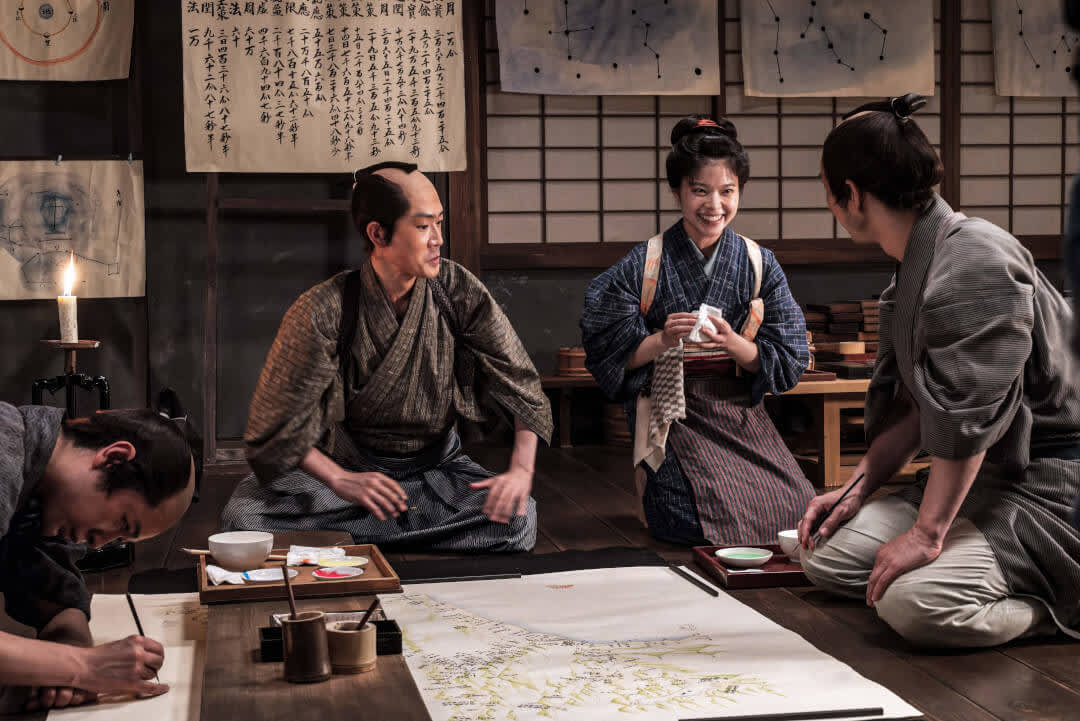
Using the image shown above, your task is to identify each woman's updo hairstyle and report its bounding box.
[666,114,750,191]
[822,93,943,211]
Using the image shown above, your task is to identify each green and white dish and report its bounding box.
[714,547,773,568]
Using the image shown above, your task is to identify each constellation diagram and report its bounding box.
[741,0,933,97]
[992,0,1078,96]
[0,0,133,80]
[496,0,720,95]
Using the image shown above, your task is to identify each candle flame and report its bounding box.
[62,252,76,297]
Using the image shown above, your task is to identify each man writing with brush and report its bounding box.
[0,402,198,710]
[797,94,1080,649]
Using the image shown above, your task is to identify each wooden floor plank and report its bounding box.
[530,471,629,550]
[795,588,1080,721]
[734,588,1001,721]
[999,641,1080,693]
[533,446,687,557]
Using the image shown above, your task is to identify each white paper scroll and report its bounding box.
[740,0,934,97]
[383,566,921,721]
[495,0,720,95]
[0,0,133,80]
[0,160,145,300]
[181,1,466,173]
[992,0,1080,96]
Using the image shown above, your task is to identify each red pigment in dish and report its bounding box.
[315,570,352,578]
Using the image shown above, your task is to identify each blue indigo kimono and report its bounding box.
[581,221,814,545]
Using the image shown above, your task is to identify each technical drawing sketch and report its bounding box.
[741,0,934,97]
[495,0,721,95]
[0,160,145,300]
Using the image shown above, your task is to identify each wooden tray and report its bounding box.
[799,369,838,382]
[693,544,810,589]
[197,544,401,604]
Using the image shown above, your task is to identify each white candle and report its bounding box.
[58,253,78,343]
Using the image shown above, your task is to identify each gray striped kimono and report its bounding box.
[221,259,553,552]
[867,195,1080,632]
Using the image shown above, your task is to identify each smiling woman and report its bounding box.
[581,114,814,548]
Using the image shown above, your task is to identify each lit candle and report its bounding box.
[58,252,78,343]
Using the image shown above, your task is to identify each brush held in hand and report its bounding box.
[810,472,867,540]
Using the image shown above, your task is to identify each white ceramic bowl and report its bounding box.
[714,547,773,568]
[777,529,801,564]
[208,531,274,571]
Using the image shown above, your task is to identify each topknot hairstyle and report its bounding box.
[822,93,943,210]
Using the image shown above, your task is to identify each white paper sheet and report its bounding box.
[383,566,921,721]
[49,593,206,721]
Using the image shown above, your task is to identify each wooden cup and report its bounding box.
[326,621,377,674]
[281,611,332,683]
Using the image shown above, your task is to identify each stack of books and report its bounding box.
[802,300,881,378]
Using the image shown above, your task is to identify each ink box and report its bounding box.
[372,618,402,655]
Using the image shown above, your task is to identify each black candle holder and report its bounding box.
[31,340,111,417]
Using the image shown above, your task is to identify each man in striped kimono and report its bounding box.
[221,163,552,552]
[801,95,1080,647]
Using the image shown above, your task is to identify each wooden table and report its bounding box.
[780,378,871,487]
[201,594,430,721]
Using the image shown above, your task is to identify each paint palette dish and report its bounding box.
[694,544,810,589]
[197,543,401,604]
[714,547,773,568]
[317,556,369,568]
[242,568,299,583]
[313,566,364,580]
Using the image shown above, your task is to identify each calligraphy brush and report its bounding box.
[281,562,298,620]
[126,593,161,683]
[810,472,866,542]
[358,598,380,628]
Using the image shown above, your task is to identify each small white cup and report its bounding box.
[208,531,274,571]
[777,529,801,564]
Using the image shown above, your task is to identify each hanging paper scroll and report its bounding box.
[741,0,934,97]
[0,0,134,81]
[181,1,466,173]
[495,0,721,95]
[992,0,1079,97]
[0,159,145,300]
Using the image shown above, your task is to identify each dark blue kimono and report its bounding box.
[581,221,814,545]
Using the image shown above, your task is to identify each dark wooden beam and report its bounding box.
[447,0,485,274]
[939,0,961,207]
[218,197,350,212]
[480,234,1064,270]
[203,173,219,464]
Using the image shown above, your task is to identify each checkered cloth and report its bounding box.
[634,345,686,471]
